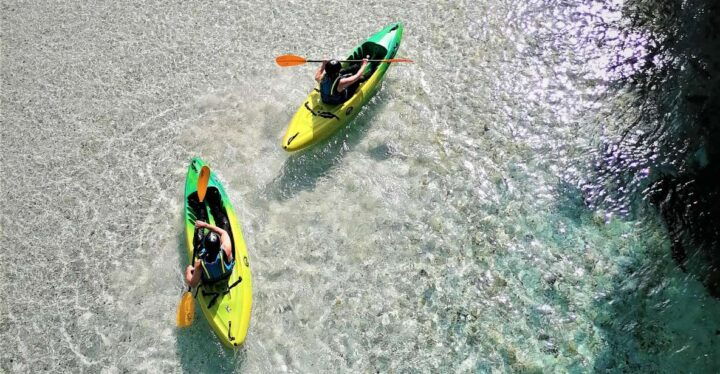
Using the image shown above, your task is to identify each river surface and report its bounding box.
[2,0,719,372]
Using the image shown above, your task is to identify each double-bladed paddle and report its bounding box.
[275,54,413,67]
[177,165,210,328]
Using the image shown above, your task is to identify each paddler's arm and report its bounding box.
[185,261,202,287]
[195,220,233,261]
[315,60,328,83]
[337,56,369,92]
[220,237,233,262]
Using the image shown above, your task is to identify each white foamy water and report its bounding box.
[2,0,719,372]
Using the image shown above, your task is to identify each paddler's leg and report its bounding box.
[188,192,208,248]
[188,192,209,220]
[193,227,204,250]
[206,187,231,233]
[205,187,235,258]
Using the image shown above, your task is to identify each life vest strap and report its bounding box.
[225,277,243,293]
[199,276,242,309]
[330,76,341,96]
[201,289,221,309]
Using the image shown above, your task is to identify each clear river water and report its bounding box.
[2,0,719,372]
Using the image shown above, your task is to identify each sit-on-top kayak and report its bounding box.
[281,22,404,152]
[183,157,252,348]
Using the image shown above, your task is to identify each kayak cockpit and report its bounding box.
[344,42,389,77]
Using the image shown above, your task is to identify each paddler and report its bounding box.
[184,219,235,287]
[315,56,369,105]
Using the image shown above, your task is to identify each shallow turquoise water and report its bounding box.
[1,0,719,372]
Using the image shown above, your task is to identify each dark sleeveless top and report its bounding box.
[320,75,350,105]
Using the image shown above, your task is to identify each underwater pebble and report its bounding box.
[536,304,554,315]
[542,341,558,355]
[543,273,558,285]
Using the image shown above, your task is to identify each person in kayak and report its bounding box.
[185,220,234,287]
[315,56,369,105]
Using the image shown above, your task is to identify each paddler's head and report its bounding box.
[202,231,221,258]
[325,59,341,77]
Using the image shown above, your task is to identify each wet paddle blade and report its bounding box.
[275,54,307,67]
[176,291,195,328]
[197,166,210,202]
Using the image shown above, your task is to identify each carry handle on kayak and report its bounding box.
[275,54,413,67]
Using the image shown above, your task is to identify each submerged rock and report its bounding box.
[536,304,554,315]
[542,273,558,285]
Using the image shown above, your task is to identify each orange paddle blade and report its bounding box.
[197,166,210,202]
[276,54,307,67]
[176,291,195,328]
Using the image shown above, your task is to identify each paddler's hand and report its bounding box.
[184,265,194,284]
[316,60,328,82]
[359,56,369,78]
[361,55,369,67]
[194,220,206,228]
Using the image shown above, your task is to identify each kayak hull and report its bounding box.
[183,157,252,348]
[281,22,404,152]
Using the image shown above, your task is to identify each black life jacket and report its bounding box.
[197,246,234,283]
[320,74,350,105]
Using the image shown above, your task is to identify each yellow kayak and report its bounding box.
[281,22,404,152]
[183,158,252,348]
